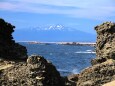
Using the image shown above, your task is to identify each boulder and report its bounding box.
[0,55,65,86]
[0,18,27,60]
[77,59,115,86]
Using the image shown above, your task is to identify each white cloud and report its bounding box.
[0,0,115,20]
[0,2,17,10]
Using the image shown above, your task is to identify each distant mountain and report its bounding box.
[13,25,96,42]
[32,25,65,31]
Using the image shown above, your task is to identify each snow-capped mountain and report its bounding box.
[14,25,96,42]
[30,25,75,31]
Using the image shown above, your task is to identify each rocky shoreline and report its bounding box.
[0,19,115,86]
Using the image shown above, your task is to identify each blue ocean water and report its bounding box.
[20,43,96,76]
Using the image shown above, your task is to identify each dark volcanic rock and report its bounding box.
[0,55,65,86]
[0,18,27,60]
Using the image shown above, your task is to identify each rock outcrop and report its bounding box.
[91,22,115,65]
[75,22,115,86]
[0,55,65,86]
[0,19,65,86]
[0,18,27,60]
[77,59,115,86]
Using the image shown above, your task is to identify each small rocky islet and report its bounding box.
[0,18,115,86]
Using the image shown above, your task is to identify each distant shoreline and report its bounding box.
[17,41,96,46]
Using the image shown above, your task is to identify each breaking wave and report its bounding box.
[75,50,96,54]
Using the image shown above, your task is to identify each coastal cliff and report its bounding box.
[75,22,115,86]
[91,22,115,65]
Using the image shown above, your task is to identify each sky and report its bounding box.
[0,0,115,41]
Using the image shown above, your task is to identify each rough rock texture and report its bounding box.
[77,59,115,86]
[102,80,115,86]
[66,74,79,86]
[91,22,115,65]
[0,55,65,86]
[0,18,27,60]
[75,22,115,86]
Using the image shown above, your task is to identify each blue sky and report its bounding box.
[0,0,115,41]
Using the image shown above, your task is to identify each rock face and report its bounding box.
[76,22,115,86]
[91,22,115,65]
[0,18,27,60]
[77,59,115,86]
[0,55,64,86]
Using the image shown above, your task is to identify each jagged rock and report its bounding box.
[0,55,65,86]
[77,59,115,86]
[91,22,115,65]
[0,18,27,60]
[75,22,115,86]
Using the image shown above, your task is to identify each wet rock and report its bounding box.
[0,18,27,60]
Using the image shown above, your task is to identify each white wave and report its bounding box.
[75,51,96,54]
[72,69,79,74]
[86,50,92,52]
[58,68,79,74]
[57,69,69,72]
[64,52,69,54]
[49,53,53,55]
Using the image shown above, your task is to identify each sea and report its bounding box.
[19,42,96,76]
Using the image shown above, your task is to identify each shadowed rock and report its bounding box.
[0,18,27,60]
